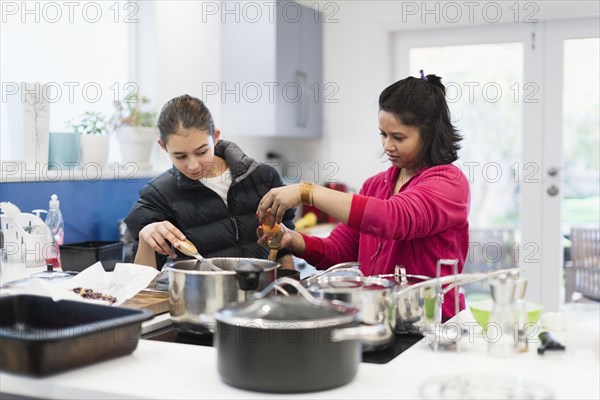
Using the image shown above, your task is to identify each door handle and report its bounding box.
[547,185,559,196]
[547,167,560,177]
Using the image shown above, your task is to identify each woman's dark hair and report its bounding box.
[379,74,462,168]
[157,94,215,143]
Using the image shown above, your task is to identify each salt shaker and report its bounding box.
[487,274,517,357]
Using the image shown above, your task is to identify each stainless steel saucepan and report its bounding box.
[304,262,521,335]
[382,265,522,333]
[305,263,396,351]
[164,257,279,334]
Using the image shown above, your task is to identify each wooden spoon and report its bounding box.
[177,240,222,271]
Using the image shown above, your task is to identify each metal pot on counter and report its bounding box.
[303,262,435,335]
[305,262,438,335]
[300,261,523,336]
[377,263,522,333]
[384,264,448,333]
[214,278,387,393]
[305,262,396,350]
[164,257,279,334]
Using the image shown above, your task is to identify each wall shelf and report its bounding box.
[0,162,163,184]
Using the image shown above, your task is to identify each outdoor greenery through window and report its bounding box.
[0,1,130,160]
[562,38,600,231]
[408,43,524,229]
[406,43,524,297]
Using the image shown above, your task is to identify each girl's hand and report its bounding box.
[257,184,302,227]
[139,221,186,259]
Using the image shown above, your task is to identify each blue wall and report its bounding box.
[0,179,150,243]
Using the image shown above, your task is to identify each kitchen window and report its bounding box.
[0,0,131,161]
[406,43,524,230]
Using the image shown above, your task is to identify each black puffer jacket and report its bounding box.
[125,140,295,268]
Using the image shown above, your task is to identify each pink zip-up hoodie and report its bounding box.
[301,163,470,319]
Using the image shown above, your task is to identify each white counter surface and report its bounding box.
[1,303,598,399]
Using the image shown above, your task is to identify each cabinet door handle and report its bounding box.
[296,71,308,128]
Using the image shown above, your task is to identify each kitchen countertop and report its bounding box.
[1,303,598,399]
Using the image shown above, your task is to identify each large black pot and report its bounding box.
[213,278,364,393]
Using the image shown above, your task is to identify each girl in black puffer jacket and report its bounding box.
[125,94,295,269]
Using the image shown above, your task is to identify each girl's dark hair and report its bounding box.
[157,94,215,143]
[379,74,462,168]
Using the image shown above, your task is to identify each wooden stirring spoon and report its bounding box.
[177,240,222,271]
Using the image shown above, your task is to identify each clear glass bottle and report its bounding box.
[487,274,517,357]
[45,194,64,270]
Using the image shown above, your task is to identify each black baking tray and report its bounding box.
[0,295,153,376]
[60,241,124,272]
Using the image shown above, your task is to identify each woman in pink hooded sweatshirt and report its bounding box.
[257,71,470,319]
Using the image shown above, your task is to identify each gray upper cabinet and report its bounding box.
[220,1,322,137]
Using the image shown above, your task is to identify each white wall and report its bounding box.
[135,1,327,177]
[138,1,599,191]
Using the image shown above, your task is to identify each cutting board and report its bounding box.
[122,289,170,315]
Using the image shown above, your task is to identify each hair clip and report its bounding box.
[419,69,428,81]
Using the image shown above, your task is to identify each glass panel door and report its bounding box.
[394,20,599,310]
[562,37,600,302]
[408,44,523,229]
[396,35,526,299]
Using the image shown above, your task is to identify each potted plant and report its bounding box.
[110,94,158,170]
[65,111,109,170]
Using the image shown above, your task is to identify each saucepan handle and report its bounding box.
[329,323,389,343]
[440,268,523,295]
[376,265,431,286]
[314,267,366,289]
[305,262,361,284]
[252,277,326,305]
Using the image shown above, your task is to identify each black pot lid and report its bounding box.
[214,295,358,329]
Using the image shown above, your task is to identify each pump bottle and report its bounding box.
[45,194,64,269]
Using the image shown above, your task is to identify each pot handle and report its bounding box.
[440,267,523,295]
[376,267,432,286]
[253,277,336,308]
[394,274,459,296]
[396,265,408,286]
[147,269,169,290]
[394,265,433,286]
[432,259,460,325]
[313,267,366,288]
[329,323,389,343]
[234,262,263,291]
[252,277,307,299]
[304,262,361,284]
